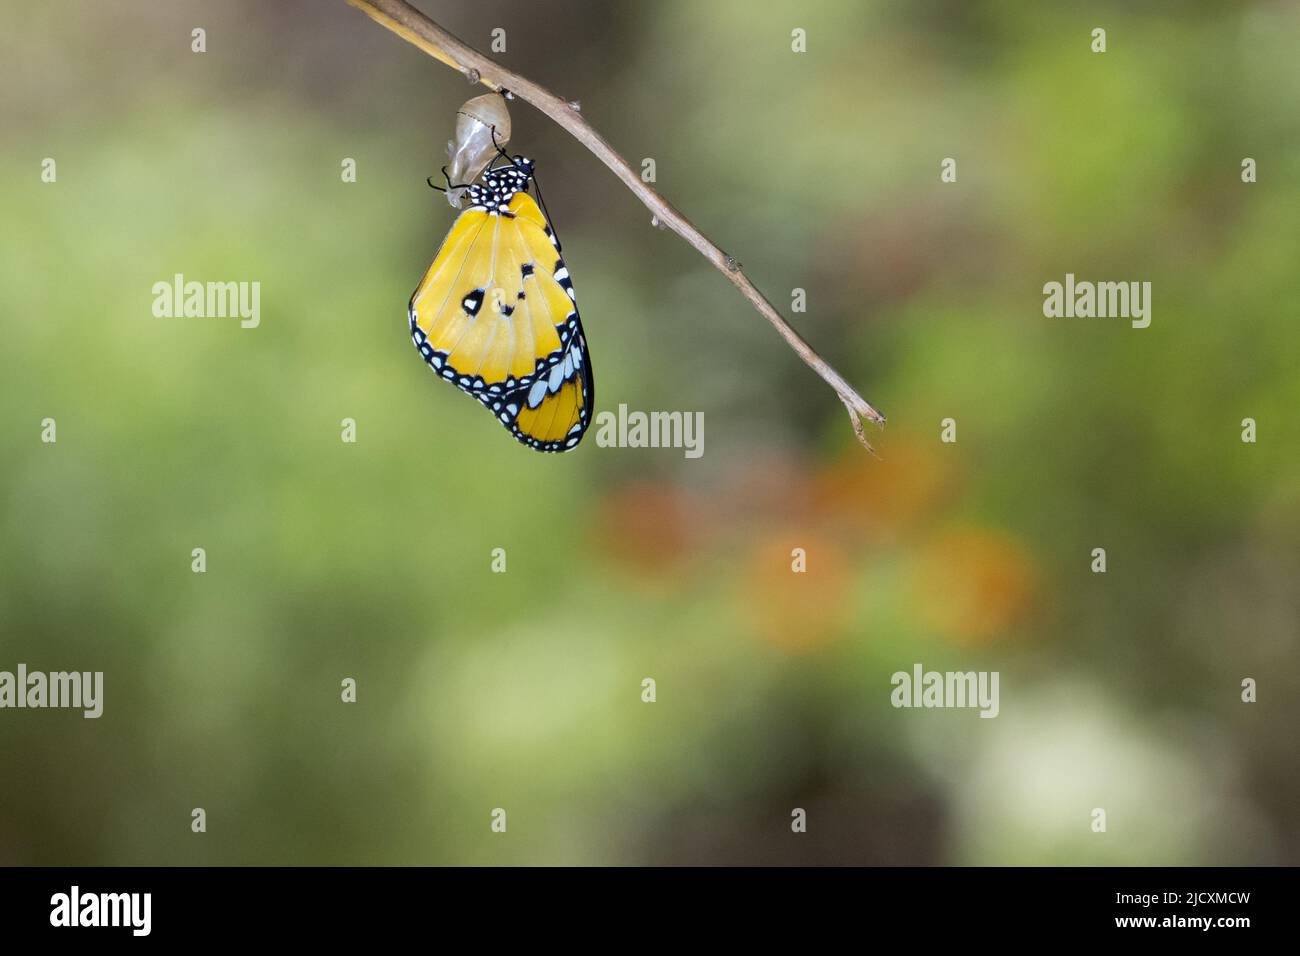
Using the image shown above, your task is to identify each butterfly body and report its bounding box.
[409,159,594,452]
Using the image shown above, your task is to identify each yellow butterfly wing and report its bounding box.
[509,334,593,451]
[409,190,594,452]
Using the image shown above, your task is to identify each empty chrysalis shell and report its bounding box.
[445,93,511,208]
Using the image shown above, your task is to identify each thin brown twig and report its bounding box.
[345,0,887,450]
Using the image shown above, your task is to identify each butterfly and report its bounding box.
[409,155,594,452]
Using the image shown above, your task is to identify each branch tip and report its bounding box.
[842,400,882,458]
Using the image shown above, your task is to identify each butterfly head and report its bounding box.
[470,158,535,211]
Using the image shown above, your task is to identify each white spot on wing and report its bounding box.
[527,378,548,408]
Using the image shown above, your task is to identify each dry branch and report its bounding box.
[345,0,887,449]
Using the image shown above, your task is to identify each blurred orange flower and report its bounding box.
[740,532,853,653]
[812,437,953,543]
[912,526,1037,644]
[591,480,696,578]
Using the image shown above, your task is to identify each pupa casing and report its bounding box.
[445,93,511,208]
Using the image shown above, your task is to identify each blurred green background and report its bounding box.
[1,0,1297,865]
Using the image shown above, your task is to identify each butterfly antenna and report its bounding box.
[487,126,563,248]
[488,127,535,178]
[490,126,516,166]
[429,165,476,197]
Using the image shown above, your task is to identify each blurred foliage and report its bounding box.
[0,0,1297,865]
